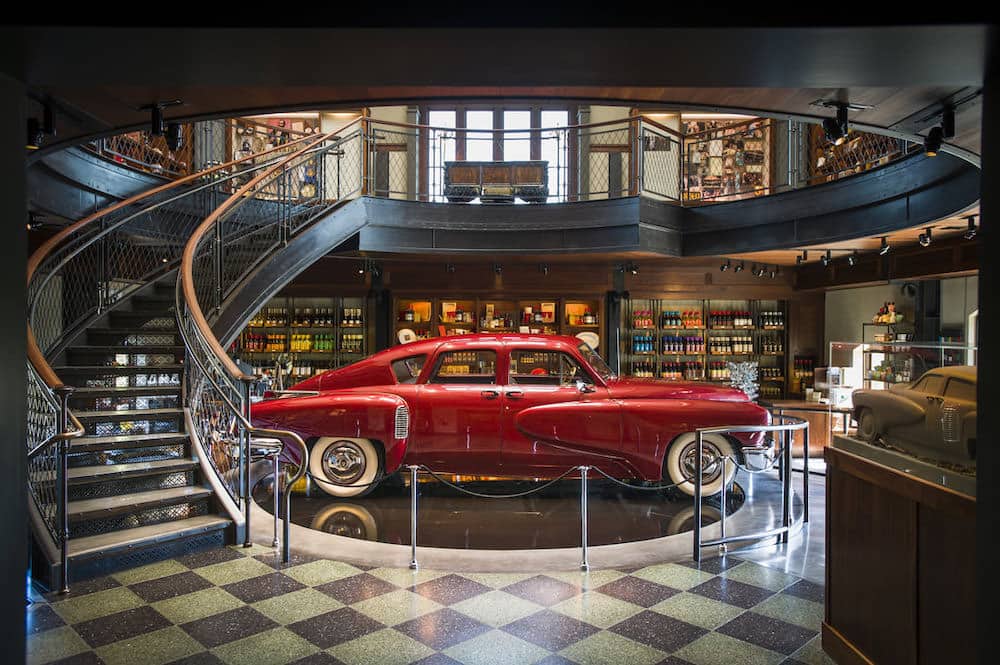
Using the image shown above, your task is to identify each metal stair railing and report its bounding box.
[26,134,315,592]
[177,119,365,561]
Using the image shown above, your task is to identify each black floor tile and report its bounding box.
[48,652,107,665]
[501,575,581,606]
[395,608,491,651]
[314,573,397,605]
[595,576,680,607]
[411,655,464,665]
[286,607,384,649]
[717,612,817,655]
[176,547,245,570]
[287,653,349,665]
[782,579,824,604]
[678,555,744,576]
[609,610,707,653]
[129,571,214,603]
[180,606,278,649]
[253,551,322,571]
[412,574,492,605]
[27,603,65,634]
[502,609,599,651]
[74,605,172,648]
[688,576,775,609]
[164,652,226,665]
[222,572,306,604]
[44,576,121,602]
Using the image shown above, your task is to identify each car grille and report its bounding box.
[394,404,409,439]
[941,406,960,444]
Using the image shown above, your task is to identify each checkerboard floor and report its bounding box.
[26,546,833,665]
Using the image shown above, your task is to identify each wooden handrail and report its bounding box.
[26,133,317,392]
[366,114,684,140]
[179,117,364,383]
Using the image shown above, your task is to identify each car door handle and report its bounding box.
[481,390,499,400]
[506,390,525,399]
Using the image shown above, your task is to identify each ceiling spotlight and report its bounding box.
[734,261,745,273]
[493,263,503,275]
[795,250,808,265]
[924,126,943,157]
[822,104,850,146]
[964,216,978,240]
[626,262,639,275]
[769,266,778,279]
[821,250,832,267]
[918,227,933,247]
[138,100,182,137]
[756,265,767,277]
[879,237,891,256]
[847,251,858,266]
[445,263,456,273]
[357,267,365,275]
[539,263,549,276]
[720,259,731,272]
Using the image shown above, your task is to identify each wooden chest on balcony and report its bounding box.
[444,160,549,203]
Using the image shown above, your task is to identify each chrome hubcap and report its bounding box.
[322,442,366,485]
[680,442,725,484]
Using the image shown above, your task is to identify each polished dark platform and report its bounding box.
[252,476,744,550]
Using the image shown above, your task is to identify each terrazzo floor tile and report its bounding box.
[210,627,319,665]
[501,576,581,607]
[672,631,785,665]
[395,608,492,651]
[752,593,824,632]
[285,653,345,665]
[411,653,463,665]
[351,589,443,627]
[46,652,108,665]
[193,557,277,587]
[648,592,745,630]
[721,562,800,593]
[176,547,245,570]
[327,628,436,665]
[27,604,66,635]
[43,577,120,601]
[454,573,535,590]
[450,590,545,628]
[94,625,204,665]
[129,571,215,603]
[252,588,345,626]
[716,612,817,655]
[111,560,189,586]
[678,556,745,576]
[593,576,680,607]
[181,606,279,649]
[688,577,775,609]
[152,587,245,625]
[558,630,666,665]
[286,607,384,649]
[630,564,715,591]
[532,656,579,665]
[164,651,227,665]
[73,605,172,649]
[442,629,552,665]
[541,570,624,590]
[502,609,599,651]
[411,575,493,606]
[314,573,399,605]
[608,610,707,653]
[253,552,322,572]
[280,560,362,587]
[784,635,836,665]
[222,572,307,604]
[781,580,824,604]
[549,591,644,629]
[367,568,448,588]
[26,625,91,665]
[50,587,146,625]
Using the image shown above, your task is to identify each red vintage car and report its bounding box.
[251,334,771,498]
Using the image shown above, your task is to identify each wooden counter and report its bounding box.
[823,442,975,665]
[762,400,852,457]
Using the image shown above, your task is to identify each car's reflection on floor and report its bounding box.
[253,475,743,549]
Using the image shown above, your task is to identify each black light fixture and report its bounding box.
[750,263,759,277]
[822,104,850,146]
[848,251,858,266]
[445,263,456,273]
[539,263,549,276]
[166,123,184,151]
[821,250,832,267]
[493,263,503,275]
[795,250,808,265]
[769,266,778,279]
[626,262,639,275]
[139,100,182,137]
[924,126,943,157]
[734,261,745,273]
[918,227,933,247]
[964,215,978,240]
[879,236,891,256]
[756,264,767,278]
[720,259,731,272]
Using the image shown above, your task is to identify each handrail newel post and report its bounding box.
[240,378,253,547]
[54,385,74,593]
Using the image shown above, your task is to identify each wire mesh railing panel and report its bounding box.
[27,363,60,543]
[805,125,914,185]
[640,125,682,201]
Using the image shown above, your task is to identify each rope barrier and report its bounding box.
[413,465,582,499]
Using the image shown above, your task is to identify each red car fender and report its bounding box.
[250,392,410,473]
[617,398,772,480]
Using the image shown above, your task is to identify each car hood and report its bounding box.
[605,377,749,402]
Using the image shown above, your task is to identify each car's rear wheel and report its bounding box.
[664,433,737,497]
[856,408,878,442]
[310,502,378,540]
[310,437,381,498]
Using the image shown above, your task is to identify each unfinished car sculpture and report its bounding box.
[251,334,772,498]
[852,365,977,466]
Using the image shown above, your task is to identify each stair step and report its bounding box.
[66,458,198,485]
[71,432,189,453]
[70,386,182,399]
[75,408,184,422]
[131,296,177,311]
[108,312,178,329]
[68,486,212,522]
[68,345,185,355]
[87,329,181,344]
[68,515,231,560]
[54,364,184,375]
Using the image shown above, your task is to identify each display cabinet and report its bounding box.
[828,339,976,395]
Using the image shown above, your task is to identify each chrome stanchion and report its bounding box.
[240,379,253,547]
[271,450,280,548]
[718,456,728,554]
[693,431,704,562]
[803,426,810,523]
[781,426,792,542]
[409,465,419,570]
[579,466,590,571]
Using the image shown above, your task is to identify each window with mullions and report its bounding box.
[540,110,569,202]
[428,110,456,202]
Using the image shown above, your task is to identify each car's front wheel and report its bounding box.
[310,437,382,498]
[664,433,737,497]
[856,408,878,442]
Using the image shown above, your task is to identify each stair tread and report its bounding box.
[69,345,185,352]
[75,407,184,420]
[88,329,179,336]
[72,432,189,448]
[71,386,181,396]
[67,486,212,520]
[54,364,184,371]
[68,516,230,559]
[67,458,197,481]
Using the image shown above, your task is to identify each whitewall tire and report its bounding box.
[310,437,381,498]
[665,433,737,497]
[856,408,878,442]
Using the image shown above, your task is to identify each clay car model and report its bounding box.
[251,334,771,498]
[852,365,977,466]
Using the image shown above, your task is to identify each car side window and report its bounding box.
[391,355,427,384]
[428,350,497,385]
[916,374,946,395]
[944,379,975,402]
[509,350,593,386]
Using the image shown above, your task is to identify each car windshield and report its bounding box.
[577,342,615,381]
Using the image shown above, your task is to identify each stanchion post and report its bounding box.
[782,426,792,542]
[580,466,590,571]
[409,465,419,570]
[271,450,280,548]
[692,431,704,562]
[719,456,728,552]
[240,379,253,547]
[803,425,810,523]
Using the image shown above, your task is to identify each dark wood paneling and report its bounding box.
[826,457,917,665]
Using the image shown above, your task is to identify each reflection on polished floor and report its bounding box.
[26,473,831,664]
[253,476,742,549]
